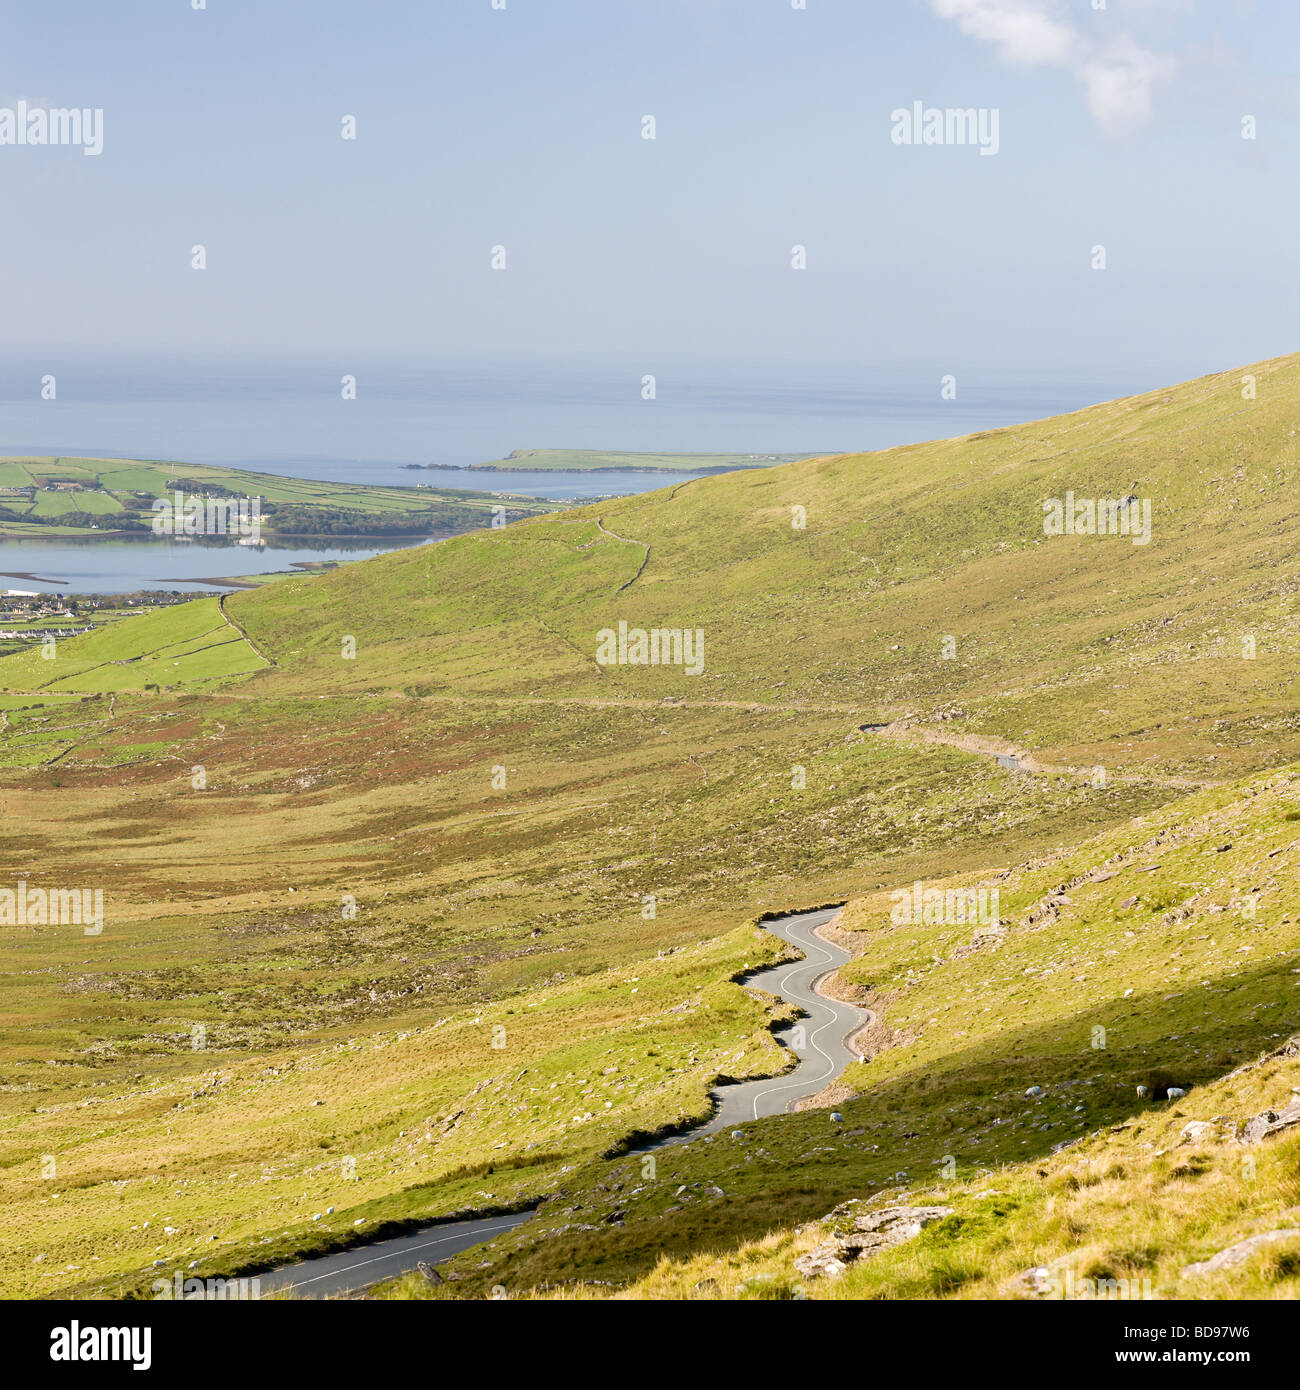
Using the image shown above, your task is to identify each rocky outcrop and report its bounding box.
[794,1202,952,1280]
[1239,1099,1300,1145]
[1180,1229,1300,1278]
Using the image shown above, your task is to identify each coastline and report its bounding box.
[405,463,770,477]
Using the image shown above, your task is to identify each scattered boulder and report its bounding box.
[1239,1099,1300,1146]
[416,1261,444,1285]
[1179,1120,1217,1145]
[1017,1261,1064,1296]
[794,1202,953,1280]
[1180,1229,1300,1278]
[794,1247,849,1280]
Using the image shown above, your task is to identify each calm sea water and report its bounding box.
[0,355,1161,592]
[0,537,428,596]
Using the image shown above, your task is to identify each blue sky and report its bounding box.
[1,0,1295,377]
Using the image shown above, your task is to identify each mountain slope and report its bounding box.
[399,760,1300,1299]
[227,350,1300,781]
[3,351,1300,1299]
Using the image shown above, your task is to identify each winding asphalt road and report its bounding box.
[645,906,867,1145]
[260,1212,533,1299]
[261,906,865,1297]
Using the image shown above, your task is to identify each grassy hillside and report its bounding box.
[3,351,1300,1299]
[535,1028,1300,1301]
[456,767,1300,1295]
[226,351,1300,781]
[0,598,265,695]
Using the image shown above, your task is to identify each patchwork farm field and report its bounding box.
[0,455,557,540]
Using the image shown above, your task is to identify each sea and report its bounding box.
[0,355,1170,593]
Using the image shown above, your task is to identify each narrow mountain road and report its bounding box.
[262,906,865,1296]
[644,906,866,1146]
[260,1212,533,1300]
[871,720,1215,790]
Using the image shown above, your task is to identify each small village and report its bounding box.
[0,589,188,645]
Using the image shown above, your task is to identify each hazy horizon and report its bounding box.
[0,352,1187,477]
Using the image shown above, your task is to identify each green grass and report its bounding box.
[400,761,1300,1299]
[553,1032,1300,1302]
[0,597,266,694]
[28,490,124,518]
[0,462,35,487]
[1,917,801,1299]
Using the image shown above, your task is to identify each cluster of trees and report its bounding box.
[162,478,243,497]
[58,511,152,530]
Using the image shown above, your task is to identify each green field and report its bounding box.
[27,489,124,518]
[0,598,266,696]
[4,353,1300,1300]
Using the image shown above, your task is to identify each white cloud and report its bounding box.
[1078,35,1175,135]
[929,0,1176,136]
[931,0,1075,67]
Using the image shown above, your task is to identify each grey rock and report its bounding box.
[1240,1100,1300,1145]
[794,1246,849,1280]
[1181,1229,1300,1278]
[1017,1264,1059,1296]
[1051,1135,1086,1154]
[795,1203,953,1279]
